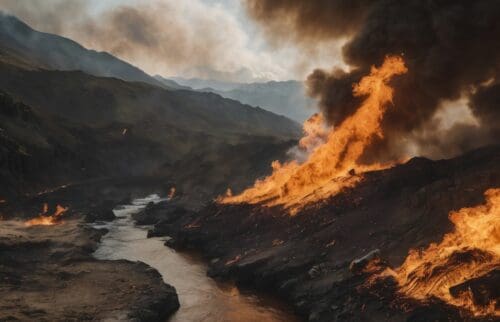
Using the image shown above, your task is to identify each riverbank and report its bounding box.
[95,194,299,322]
[0,179,180,321]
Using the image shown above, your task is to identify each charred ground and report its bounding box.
[135,145,500,322]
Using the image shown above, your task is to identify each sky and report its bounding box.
[0,0,345,82]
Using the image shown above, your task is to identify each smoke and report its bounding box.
[245,0,500,159]
[0,0,85,34]
[0,0,294,81]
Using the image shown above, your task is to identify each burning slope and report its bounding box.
[220,56,407,213]
[25,203,69,226]
[379,188,500,317]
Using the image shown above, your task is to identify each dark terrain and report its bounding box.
[1,11,499,322]
[0,13,300,201]
[0,179,181,321]
[135,145,500,322]
[0,13,303,322]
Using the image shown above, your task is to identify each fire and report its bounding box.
[24,203,69,226]
[219,56,408,213]
[298,113,329,154]
[380,188,500,317]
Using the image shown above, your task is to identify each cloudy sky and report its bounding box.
[0,0,345,82]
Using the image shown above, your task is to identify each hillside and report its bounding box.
[0,14,301,200]
[0,13,167,88]
[168,77,315,122]
[137,145,500,321]
[214,81,315,123]
[169,77,243,92]
[0,61,300,141]
[0,90,173,198]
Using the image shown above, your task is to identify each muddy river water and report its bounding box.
[93,195,299,322]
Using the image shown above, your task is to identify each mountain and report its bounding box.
[171,77,243,92]
[0,13,168,89]
[168,77,315,122]
[214,81,316,123]
[154,75,192,90]
[0,14,301,199]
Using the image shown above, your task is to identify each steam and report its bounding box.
[244,0,500,159]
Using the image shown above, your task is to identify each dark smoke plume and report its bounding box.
[245,0,500,159]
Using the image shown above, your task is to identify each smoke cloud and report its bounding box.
[245,0,500,159]
[0,0,308,81]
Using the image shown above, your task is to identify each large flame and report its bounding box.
[25,203,69,226]
[381,188,500,316]
[219,56,408,213]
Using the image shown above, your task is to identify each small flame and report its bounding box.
[219,56,408,214]
[168,187,176,200]
[378,188,500,317]
[25,203,69,226]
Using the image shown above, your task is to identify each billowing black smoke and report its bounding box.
[245,0,500,159]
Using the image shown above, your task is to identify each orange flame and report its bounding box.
[380,188,500,317]
[219,56,408,214]
[298,113,329,153]
[24,203,69,226]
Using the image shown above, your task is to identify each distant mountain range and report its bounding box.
[159,77,316,123]
[0,13,301,199]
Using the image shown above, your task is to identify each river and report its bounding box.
[92,195,299,322]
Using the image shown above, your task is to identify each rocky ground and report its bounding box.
[0,178,180,322]
[135,145,500,322]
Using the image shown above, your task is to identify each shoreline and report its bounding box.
[0,180,180,321]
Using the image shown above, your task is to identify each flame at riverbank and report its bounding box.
[25,203,69,226]
[219,56,408,214]
[380,188,500,317]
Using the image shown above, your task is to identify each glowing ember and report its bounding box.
[168,187,176,200]
[25,203,69,226]
[219,56,408,214]
[380,188,500,317]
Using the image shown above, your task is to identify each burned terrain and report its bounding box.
[136,145,500,322]
[0,3,499,322]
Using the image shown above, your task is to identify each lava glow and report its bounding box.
[381,188,500,317]
[25,203,69,226]
[219,56,408,214]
